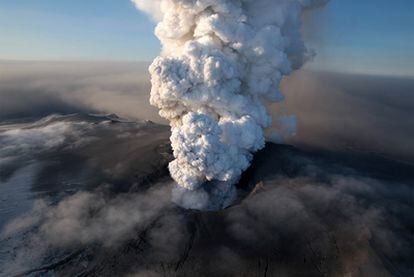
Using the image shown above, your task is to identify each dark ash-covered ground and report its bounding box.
[0,114,413,277]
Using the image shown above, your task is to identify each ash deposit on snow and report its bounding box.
[0,114,413,276]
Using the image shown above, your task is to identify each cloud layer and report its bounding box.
[0,61,162,123]
[1,61,413,163]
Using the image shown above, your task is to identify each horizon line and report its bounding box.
[1,59,413,79]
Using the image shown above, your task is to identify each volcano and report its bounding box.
[1,114,412,276]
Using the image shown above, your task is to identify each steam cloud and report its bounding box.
[133,0,327,209]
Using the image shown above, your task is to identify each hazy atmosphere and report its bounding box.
[2,61,413,163]
[0,0,413,276]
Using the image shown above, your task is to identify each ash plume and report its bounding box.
[133,0,328,209]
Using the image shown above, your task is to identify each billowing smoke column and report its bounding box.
[133,0,327,210]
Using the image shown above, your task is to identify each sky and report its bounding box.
[0,0,413,77]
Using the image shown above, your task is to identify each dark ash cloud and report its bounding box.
[279,70,414,163]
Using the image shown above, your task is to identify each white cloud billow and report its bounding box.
[133,0,327,210]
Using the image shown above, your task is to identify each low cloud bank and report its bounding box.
[0,61,162,123]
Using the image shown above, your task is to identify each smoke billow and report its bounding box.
[133,0,327,210]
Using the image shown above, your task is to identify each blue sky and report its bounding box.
[0,0,413,76]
